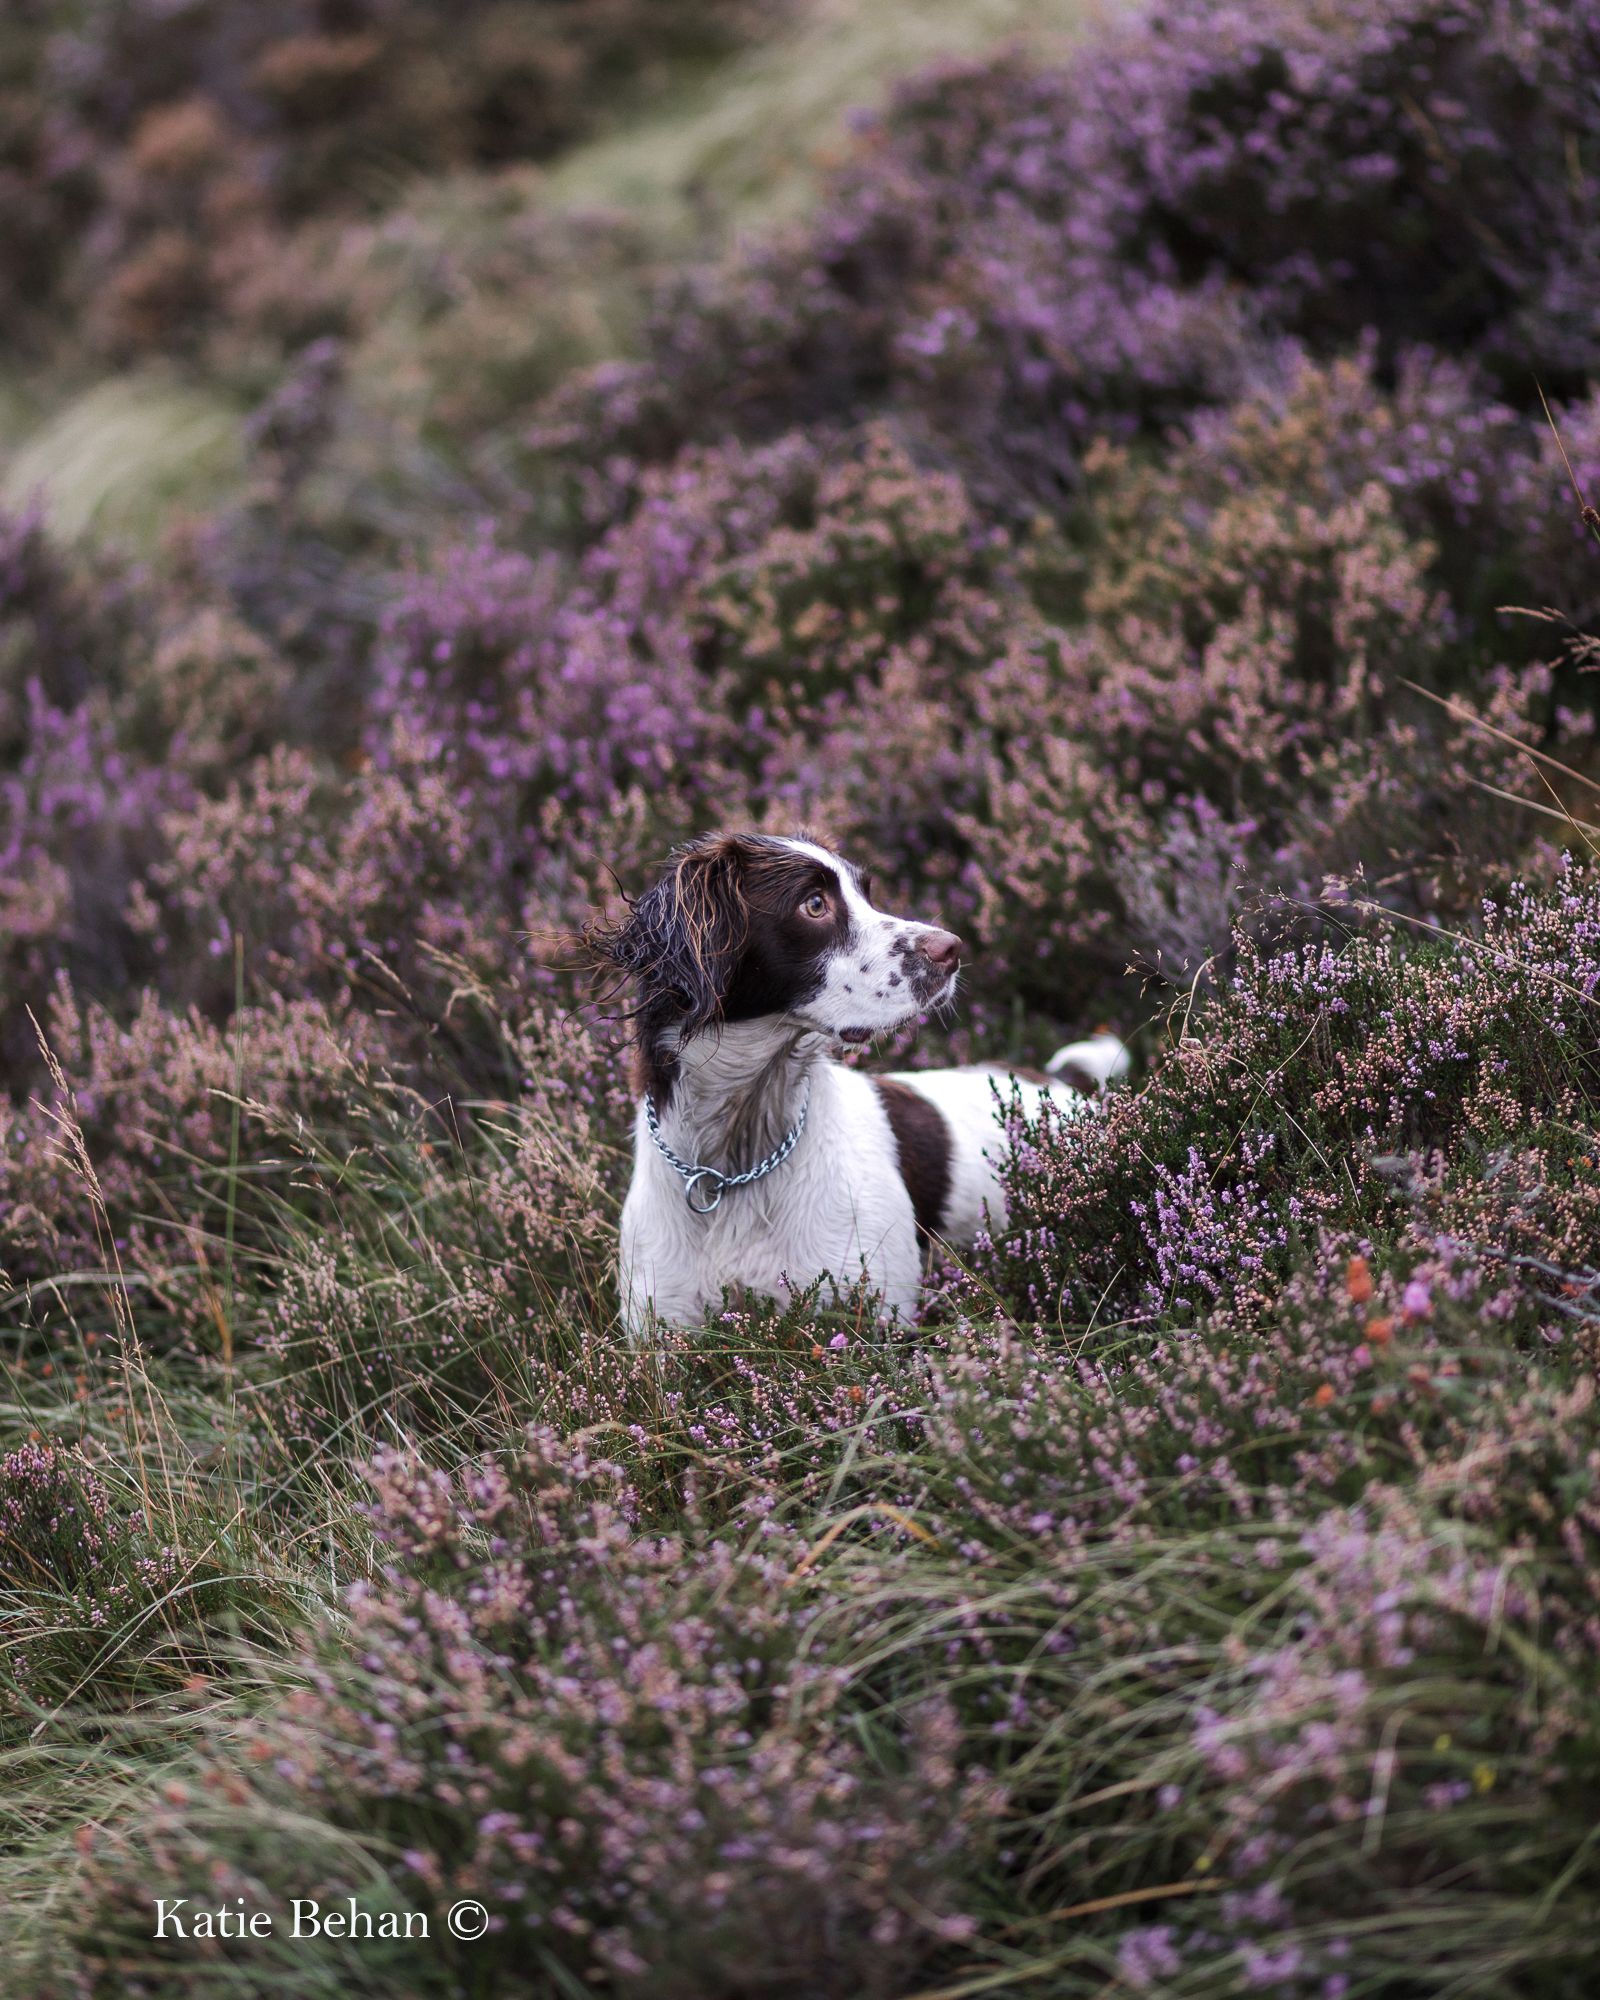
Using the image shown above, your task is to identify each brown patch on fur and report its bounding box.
[964,1061,1086,1090]
[873,1078,952,1238]
[1048,1063,1098,1097]
[666,835,749,983]
[968,1059,1099,1095]
[583,832,851,1107]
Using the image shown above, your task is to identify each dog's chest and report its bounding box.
[621,1069,921,1328]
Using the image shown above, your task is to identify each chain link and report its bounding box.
[643,1081,812,1214]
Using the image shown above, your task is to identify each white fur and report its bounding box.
[620,1020,923,1331]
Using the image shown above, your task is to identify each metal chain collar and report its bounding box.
[643,1080,812,1215]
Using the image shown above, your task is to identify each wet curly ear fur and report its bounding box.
[585,836,753,1099]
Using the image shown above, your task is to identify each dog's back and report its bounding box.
[880,1032,1130,1245]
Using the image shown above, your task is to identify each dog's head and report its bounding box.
[588,833,963,1098]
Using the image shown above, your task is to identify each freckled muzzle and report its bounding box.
[791,900,966,1044]
[898,926,965,1004]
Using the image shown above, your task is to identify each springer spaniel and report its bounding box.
[589,833,1127,1334]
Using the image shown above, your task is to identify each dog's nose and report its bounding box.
[918,928,964,973]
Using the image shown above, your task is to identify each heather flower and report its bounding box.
[1402,1277,1434,1322]
[1118,1925,1183,1986]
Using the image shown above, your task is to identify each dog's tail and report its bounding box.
[1044,1031,1131,1098]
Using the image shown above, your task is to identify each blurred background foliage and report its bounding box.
[0,0,1086,543]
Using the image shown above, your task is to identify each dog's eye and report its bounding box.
[800,890,829,920]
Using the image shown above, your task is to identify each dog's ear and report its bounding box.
[586,836,750,1037]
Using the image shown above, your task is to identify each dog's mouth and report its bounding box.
[794,1017,894,1048]
[796,973,958,1050]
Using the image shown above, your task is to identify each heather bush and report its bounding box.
[120,607,295,783]
[0,1434,299,1737]
[62,1429,994,1999]
[0,505,149,750]
[963,624,1579,1012]
[132,739,504,1013]
[0,978,385,1306]
[1055,344,1584,646]
[0,1439,178,1724]
[865,1252,1600,1991]
[958,356,1588,1005]
[1078,0,1600,390]
[367,523,698,812]
[0,508,162,1067]
[981,862,1600,1330]
[0,689,177,1080]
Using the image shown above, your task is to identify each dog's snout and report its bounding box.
[918,927,964,973]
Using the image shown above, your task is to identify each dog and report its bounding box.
[588,833,1128,1333]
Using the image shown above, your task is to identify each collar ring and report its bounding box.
[683,1168,726,1215]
